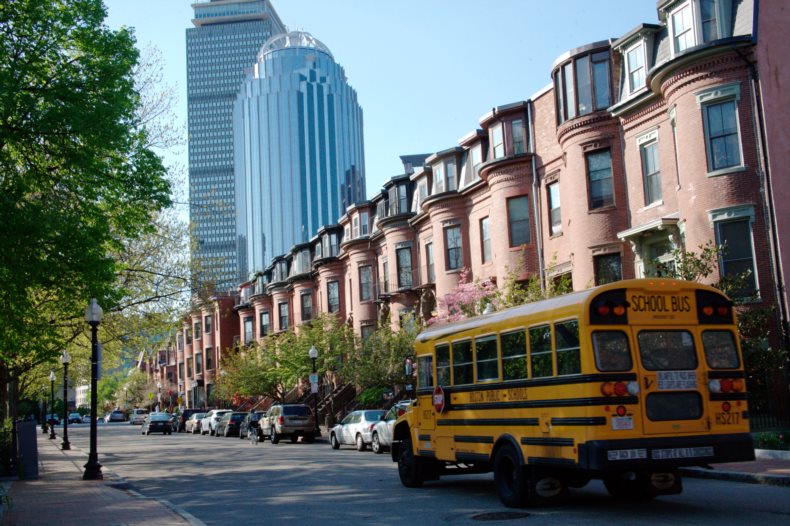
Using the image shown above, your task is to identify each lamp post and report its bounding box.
[156,381,161,412]
[178,379,184,408]
[83,298,103,480]
[41,386,47,434]
[48,370,56,440]
[60,350,72,450]
[124,387,128,410]
[308,345,320,434]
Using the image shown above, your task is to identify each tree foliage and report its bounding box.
[0,0,172,409]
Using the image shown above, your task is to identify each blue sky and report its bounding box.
[104,0,659,201]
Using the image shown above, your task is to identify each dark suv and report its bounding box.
[177,408,206,432]
[261,404,317,444]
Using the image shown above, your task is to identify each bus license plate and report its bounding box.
[607,449,647,461]
[611,416,633,430]
[651,446,714,460]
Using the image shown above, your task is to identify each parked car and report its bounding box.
[129,408,148,424]
[185,412,207,434]
[141,412,173,435]
[106,410,125,423]
[329,409,386,451]
[177,408,206,432]
[201,409,231,436]
[215,411,247,437]
[68,412,83,424]
[371,401,412,454]
[82,414,92,424]
[261,404,316,444]
[239,411,265,440]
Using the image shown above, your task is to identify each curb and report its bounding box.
[680,466,790,486]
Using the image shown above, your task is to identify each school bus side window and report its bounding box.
[592,331,632,371]
[555,320,580,375]
[501,330,528,381]
[435,344,450,386]
[529,325,553,378]
[417,355,433,387]
[452,340,473,385]
[475,335,499,382]
[702,330,740,369]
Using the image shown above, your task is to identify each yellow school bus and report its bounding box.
[390,279,754,507]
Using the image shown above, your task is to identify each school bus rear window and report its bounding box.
[638,330,698,371]
[592,331,632,372]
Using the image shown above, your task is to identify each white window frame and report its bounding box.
[696,82,744,176]
[669,1,696,55]
[636,129,662,207]
[491,123,505,159]
[625,41,647,94]
[360,211,369,236]
[433,162,445,193]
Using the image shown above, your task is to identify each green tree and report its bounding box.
[0,1,172,415]
[343,315,422,396]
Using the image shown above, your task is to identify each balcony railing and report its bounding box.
[378,267,429,296]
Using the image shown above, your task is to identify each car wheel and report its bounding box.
[304,433,315,444]
[372,432,382,454]
[356,434,366,452]
[210,426,215,436]
[146,430,150,436]
[225,427,230,437]
[290,434,298,444]
[271,428,279,444]
[330,433,340,450]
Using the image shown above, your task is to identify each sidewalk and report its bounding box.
[680,449,790,486]
[1,433,203,526]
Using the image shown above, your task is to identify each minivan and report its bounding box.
[129,408,149,425]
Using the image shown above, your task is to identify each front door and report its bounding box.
[632,327,709,435]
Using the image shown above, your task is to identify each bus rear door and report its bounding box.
[632,327,709,435]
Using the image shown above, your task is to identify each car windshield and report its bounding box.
[231,414,245,421]
[283,406,309,416]
[150,414,170,421]
[193,413,206,420]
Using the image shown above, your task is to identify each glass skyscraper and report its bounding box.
[186,0,285,291]
[233,31,366,279]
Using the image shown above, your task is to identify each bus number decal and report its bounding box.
[630,294,691,313]
[715,411,739,425]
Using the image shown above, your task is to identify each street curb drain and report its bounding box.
[472,511,530,521]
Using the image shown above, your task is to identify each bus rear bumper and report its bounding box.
[578,433,755,471]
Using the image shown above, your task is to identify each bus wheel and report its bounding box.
[398,437,424,488]
[493,445,528,508]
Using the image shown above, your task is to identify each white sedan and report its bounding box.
[371,401,411,454]
[329,409,385,451]
[200,409,231,436]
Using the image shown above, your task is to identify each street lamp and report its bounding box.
[308,345,320,434]
[156,381,161,411]
[178,379,183,408]
[83,298,103,480]
[60,350,71,450]
[124,387,128,410]
[40,385,47,434]
[48,370,56,440]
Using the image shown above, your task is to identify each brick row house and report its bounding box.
[144,0,788,414]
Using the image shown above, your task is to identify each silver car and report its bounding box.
[200,409,231,436]
[371,402,411,454]
[329,409,386,451]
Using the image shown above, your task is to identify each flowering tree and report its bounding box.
[432,268,498,324]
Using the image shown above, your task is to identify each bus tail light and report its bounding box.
[616,405,627,417]
[708,378,744,393]
[601,381,637,397]
[696,290,734,324]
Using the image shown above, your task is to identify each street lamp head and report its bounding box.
[49,369,56,382]
[60,349,71,365]
[308,345,318,360]
[85,298,103,324]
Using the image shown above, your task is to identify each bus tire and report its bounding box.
[493,445,528,508]
[398,437,425,488]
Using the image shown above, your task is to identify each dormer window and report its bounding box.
[626,42,646,93]
[360,211,369,236]
[671,3,694,53]
[701,0,718,41]
[555,50,611,124]
[491,123,505,159]
[512,120,526,154]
